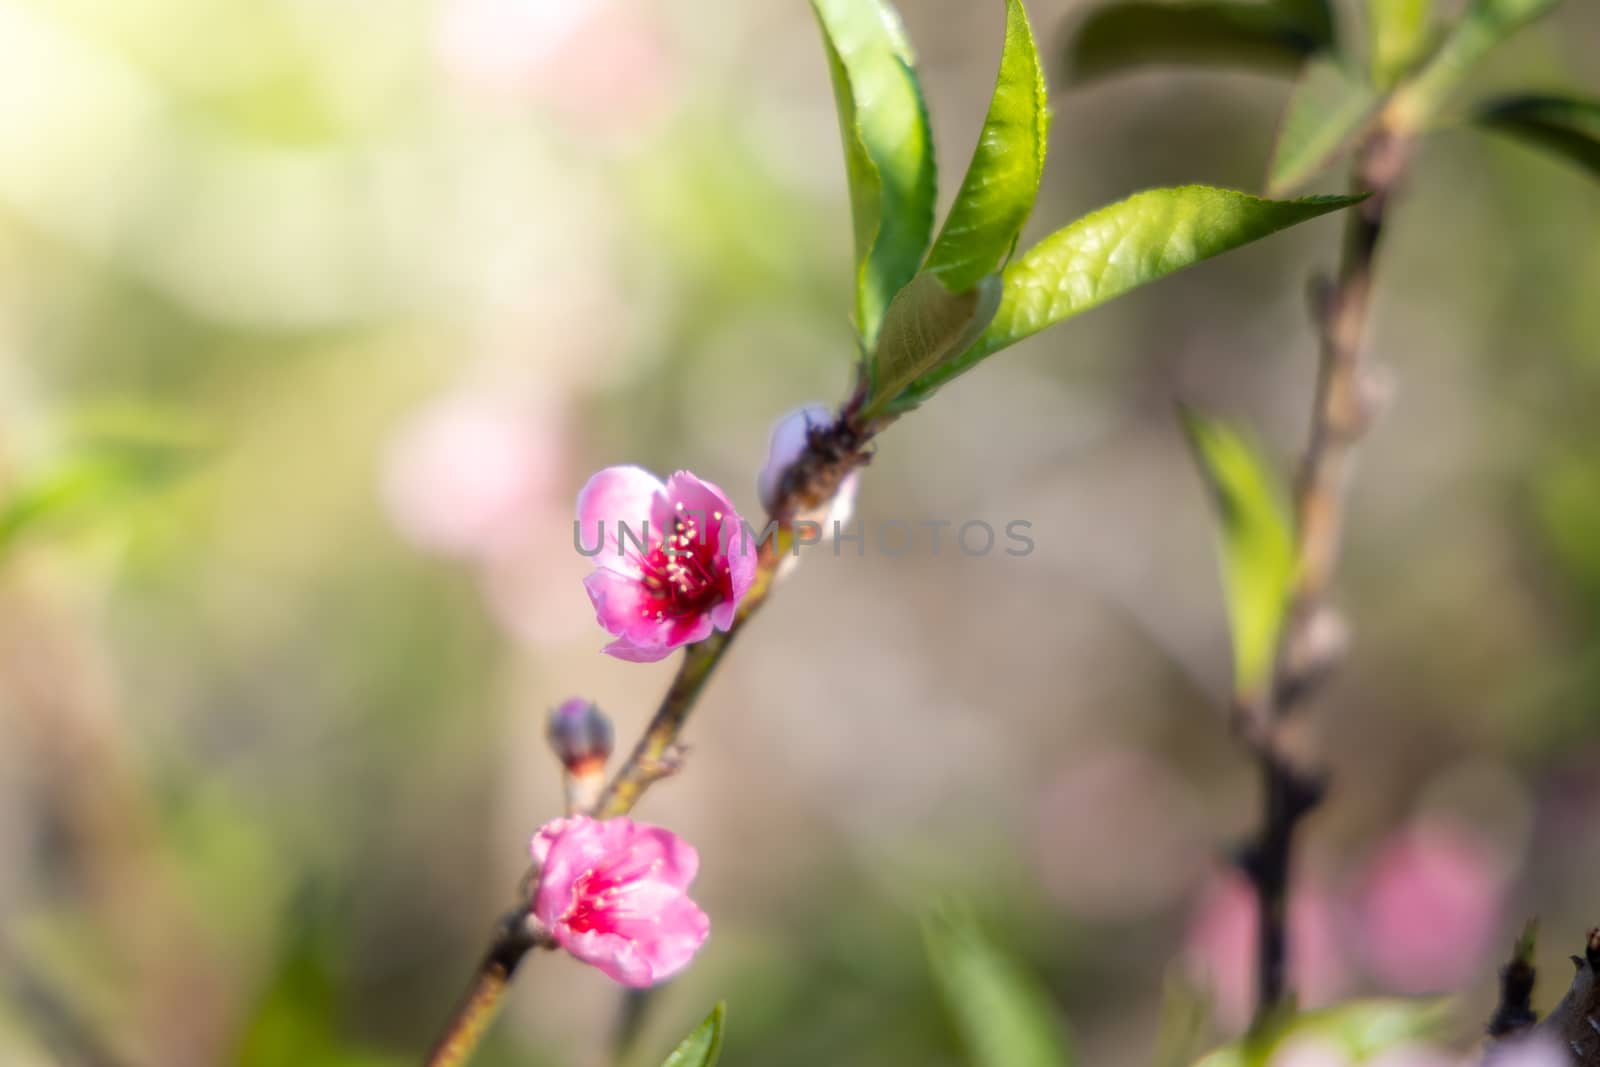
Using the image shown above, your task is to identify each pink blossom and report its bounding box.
[530,816,710,987]
[1357,820,1509,994]
[756,404,858,523]
[577,466,755,662]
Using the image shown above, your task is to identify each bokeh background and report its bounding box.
[2,0,1599,1064]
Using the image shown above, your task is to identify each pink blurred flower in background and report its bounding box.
[578,466,755,661]
[1356,818,1511,994]
[436,0,678,140]
[381,390,565,562]
[530,815,710,987]
[1185,867,1351,1033]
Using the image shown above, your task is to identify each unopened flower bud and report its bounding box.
[547,698,613,776]
[757,404,859,537]
[758,403,832,517]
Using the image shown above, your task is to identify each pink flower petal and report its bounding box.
[576,465,664,572]
[601,633,680,663]
[561,927,656,986]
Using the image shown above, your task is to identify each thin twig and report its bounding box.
[596,544,782,818]
[422,911,546,1067]
[1242,119,1413,1022]
[420,413,872,1067]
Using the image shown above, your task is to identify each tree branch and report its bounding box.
[1243,120,1414,1022]
[1532,930,1600,1065]
[419,412,872,1067]
[422,910,547,1067]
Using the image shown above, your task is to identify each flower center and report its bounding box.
[633,509,730,620]
[561,858,665,934]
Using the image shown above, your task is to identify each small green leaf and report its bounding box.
[1179,409,1296,702]
[925,0,1049,292]
[866,272,1002,418]
[1388,0,1563,130]
[1063,1,1330,84]
[811,0,938,349]
[1192,999,1452,1067]
[818,32,883,298]
[926,909,1074,1067]
[660,1003,726,1067]
[1368,0,1433,87]
[1267,58,1379,195]
[1476,94,1600,179]
[905,186,1360,402]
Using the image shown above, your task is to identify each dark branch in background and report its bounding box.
[1538,930,1600,1065]
[1488,922,1540,1040]
[420,413,874,1067]
[1241,121,1414,1021]
[1484,928,1600,1067]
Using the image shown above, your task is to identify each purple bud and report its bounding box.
[757,404,832,516]
[546,698,613,773]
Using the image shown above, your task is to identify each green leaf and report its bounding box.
[811,0,938,348]
[1192,999,1452,1067]
[1063,1,1331,84]
[1267,58,1379,195]
[925,909,1073,1067]
[1476,94,1600,179]
[1368,0,1433,87]
[925,0,1049,292]
[1179,409,1296,702]
[866,272,1003,418]
[1388,0,1563,130]
[904,187,1360,402]
[0,414,206,557]
[660,1003,726,1067]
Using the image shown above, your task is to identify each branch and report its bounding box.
[418,412,872,1067]
[422,910,547,1067]
[1483,929,1600,1066]
[1243,118,1414,1022]
[1532,930,1600,1065]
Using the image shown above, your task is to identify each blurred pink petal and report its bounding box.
[1358,819,1509,994]
[1485,1038,1570,1067]
[530,815,709,987]
[381,392,561,561]
[437,0,678,140]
